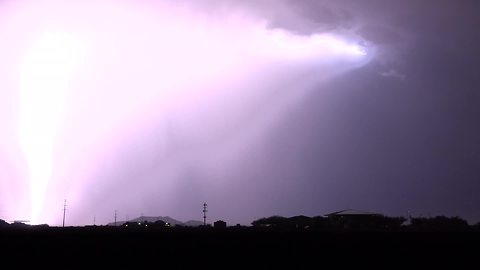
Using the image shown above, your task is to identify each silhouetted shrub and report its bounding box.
[252,216,290,228]
[327,215,406,231]
[410,216,469,231]
[0,219,8,227]
[288,215,312,229]
[252,214,407,231]
[311,216,332,230]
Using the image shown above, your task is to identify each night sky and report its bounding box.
[0,0,479,226]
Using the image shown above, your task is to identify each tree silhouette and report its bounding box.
[410,216,469,231]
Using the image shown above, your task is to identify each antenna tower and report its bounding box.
[203,202,208,226]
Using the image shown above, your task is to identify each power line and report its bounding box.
[62,200,67,227]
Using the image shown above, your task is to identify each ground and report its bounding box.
[0,227,477,268]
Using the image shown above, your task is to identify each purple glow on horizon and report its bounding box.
[0,0,373,225]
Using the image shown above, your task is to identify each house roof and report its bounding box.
[325,209,382,217]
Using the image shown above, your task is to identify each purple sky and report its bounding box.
[0,0,479,226]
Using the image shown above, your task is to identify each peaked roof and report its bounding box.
[325,209,382,216]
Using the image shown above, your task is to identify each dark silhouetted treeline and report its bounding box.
[0,214,479,232]
[409,216,471,231]
[251,215,478,232]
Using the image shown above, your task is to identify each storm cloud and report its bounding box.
[0,0,479,225]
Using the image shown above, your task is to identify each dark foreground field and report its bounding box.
[0,227,478,268]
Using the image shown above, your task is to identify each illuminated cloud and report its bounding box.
[0,0,374,224]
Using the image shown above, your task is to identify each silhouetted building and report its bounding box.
[325,209,404,230]
[214,220,227,229]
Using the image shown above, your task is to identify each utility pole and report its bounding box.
[114,210,117,226]
[62,200,67,227]
[93,215,96,226]
[203,202,207,226]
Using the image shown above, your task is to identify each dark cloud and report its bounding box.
[247,0,480,222]
[265,0,354,34]
[359,26,401,45]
